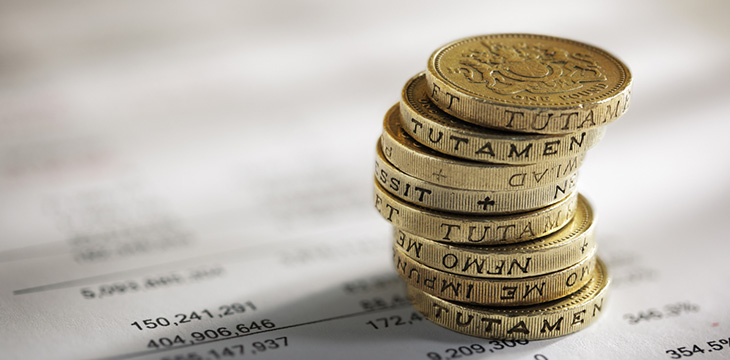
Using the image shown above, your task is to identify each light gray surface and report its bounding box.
[1,1,729,359]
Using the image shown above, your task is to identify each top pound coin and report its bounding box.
[426,34,632,134]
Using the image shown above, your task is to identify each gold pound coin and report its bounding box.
[400,73,605,164]
[393,194,596,278]
[375,144,578,215]
[374,181,578,244]
[381,104,585,191]
[426,34,632,134]
[407,258,609,340]
[393,245,596,306]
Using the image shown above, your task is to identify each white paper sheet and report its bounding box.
[2,1,730,359]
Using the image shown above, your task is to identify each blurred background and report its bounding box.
[3,0,730,257]
[2,0,729,249]
[2,0,730,358]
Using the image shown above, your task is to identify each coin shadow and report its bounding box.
[110,267,585,360]
[202,270,575,359]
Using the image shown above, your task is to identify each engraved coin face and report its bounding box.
[426,34,632,133]
[429,34,630,108]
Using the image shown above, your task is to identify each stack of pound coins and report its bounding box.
[373,34,632,340]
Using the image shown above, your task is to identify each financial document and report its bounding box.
[2,1,730,359]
